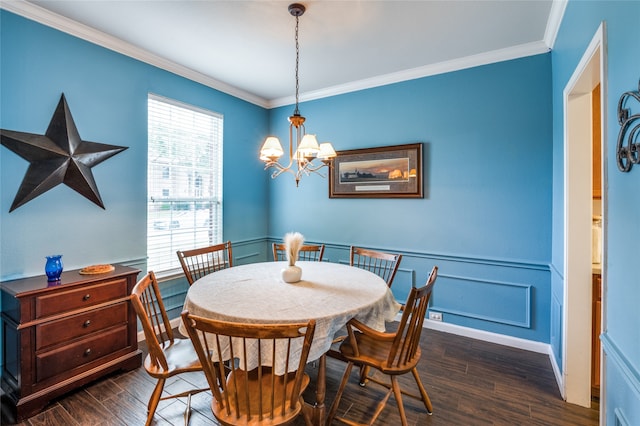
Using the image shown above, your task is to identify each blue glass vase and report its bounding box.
[45,255,63,282]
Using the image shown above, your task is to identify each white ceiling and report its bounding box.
[4,1,560,108]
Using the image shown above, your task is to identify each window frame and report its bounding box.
[147,93,223,278]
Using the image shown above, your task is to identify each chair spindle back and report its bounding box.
[350,246,402,287]
[181,311,316,425]
[272,243,325,262]
[130,271,174,372]
[177,241,233,285]
[387,266,437,369]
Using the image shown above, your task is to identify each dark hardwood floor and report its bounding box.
[2,328,599,425]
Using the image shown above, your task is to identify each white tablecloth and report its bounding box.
[180,261,401,373]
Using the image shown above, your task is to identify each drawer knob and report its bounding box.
[83,294,91,301]
[84,348,92,356]
[83,319,92,327]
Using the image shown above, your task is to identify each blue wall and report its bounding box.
[0,10,271,281]
[268,55,554,343]
[550,1,640,424]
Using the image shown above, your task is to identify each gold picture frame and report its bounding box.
[329,143,423,198]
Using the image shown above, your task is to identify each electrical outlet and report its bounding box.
[429,311,442,321]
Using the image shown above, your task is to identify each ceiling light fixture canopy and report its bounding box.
[259,3,336,187]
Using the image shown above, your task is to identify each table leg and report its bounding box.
[304,354,326,426]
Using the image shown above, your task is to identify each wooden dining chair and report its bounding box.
[326,266,438,426]
[181,311,316,426]
[350,246,402,287]
[328,246,403,360]
[130,271,208,426]
[272,242,325,262]
[177,240,233,285]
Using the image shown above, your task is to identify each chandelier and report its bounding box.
[259,3,336,186]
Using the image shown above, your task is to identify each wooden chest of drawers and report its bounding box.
[0,265,142,422]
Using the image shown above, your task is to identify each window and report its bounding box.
[147,94,223,275]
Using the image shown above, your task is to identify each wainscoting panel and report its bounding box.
[603,332,640,426]
[231,238,270,264]
[161,281,190,319]
[549,264,564,373]
[430,273,532,328]
[550,291,563,367]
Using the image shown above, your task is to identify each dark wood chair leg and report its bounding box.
[391,376,408,426]
[325,361,354,426]
[411,367,433,414]
[146,377,165,426]
[358,365,371,386]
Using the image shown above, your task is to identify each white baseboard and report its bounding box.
[548,345,565,399]
[422,318,550,354]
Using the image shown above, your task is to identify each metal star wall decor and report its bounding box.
[0,93,128,212]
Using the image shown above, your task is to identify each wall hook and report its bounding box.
[616,80,640,172]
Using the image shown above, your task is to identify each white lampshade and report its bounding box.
[260,136,284,161]
[317,142,337,159]
[297,134,320,157]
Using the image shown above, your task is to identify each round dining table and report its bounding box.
[179,260,401,425]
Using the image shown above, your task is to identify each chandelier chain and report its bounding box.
[294,14,300,116]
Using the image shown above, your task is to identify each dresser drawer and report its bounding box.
[36,325,128,383]
[35,279,128,318]
[1,265,141,422]
[35,303,128,351]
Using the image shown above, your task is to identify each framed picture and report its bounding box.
[329,143,423,198]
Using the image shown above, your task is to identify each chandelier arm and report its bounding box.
[265,154,330,181]
[268,164,298,180]
[264,156,295,173]
[310,169,328,179]
[300,161,330,175]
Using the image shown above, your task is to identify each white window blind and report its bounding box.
[147,94,223,275]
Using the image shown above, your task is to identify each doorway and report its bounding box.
[563,23,606,410]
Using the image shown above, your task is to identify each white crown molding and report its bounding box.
[268,40,550,109]
[1,0,270,108]
[3,0,553,111]
[544,0,568,49]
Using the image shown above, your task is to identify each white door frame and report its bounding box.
[562,22,606,414]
